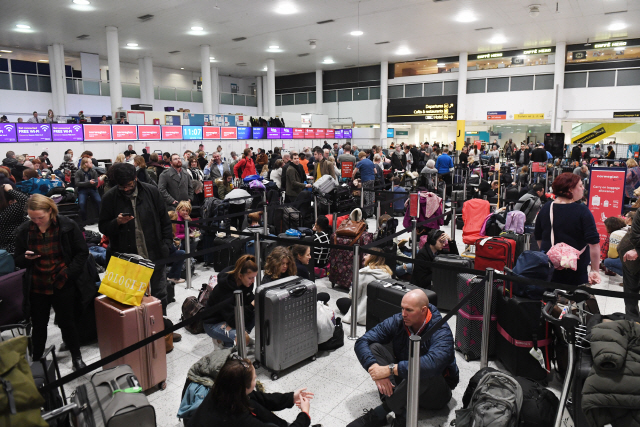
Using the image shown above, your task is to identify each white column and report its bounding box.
[48,46,60,117]
[380,61,388,147]
[256,76,263,116]
[143,56,154,105]
[316,69,323,114]
[551,42,566,133]
[53,43,67,116]
[267,59,276,117]
[106,26,122,116]
[262,75,269,116]
[138,58,147,103]
[201,45,213,114]
[210,65,219,114]
[456,52,468,150]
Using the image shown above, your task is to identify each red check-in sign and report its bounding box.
[203,126,221,139]
[315,129,326,138]
[162,126,182,140]
[293,128,305,139]
[83,124,112,141]
[112,125,138,140]
[325,129,335,138]
[305,129,315,138]
[138,125,161,140]
[221,127,237,139]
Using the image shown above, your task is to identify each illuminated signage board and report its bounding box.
[84,124,112,141]
[0,123,17,143]
[52,124,83,142]
[161,126,182,140]
[203,126,220,139]
[304,129,315,138]
[292,128,305,139]
[477,52,503,59]
[237,126,252,139]
[334,129,344,138]
[252,127,265,139]
[343,129,352,138]
[522,48,552,55]
[138,125,161,140]
[221,127,237,139]
[182,126,203,140]
[17,123,52,142]
[594,41,627,49]
[325,129,335,139]
[387,95,457,122]
[280,128,293,139]
[112,125,138,140]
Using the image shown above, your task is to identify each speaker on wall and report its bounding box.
[544,133,565,158]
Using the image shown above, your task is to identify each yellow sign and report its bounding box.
[571,123,633,145]
[456,120,466,150]
[514,114,545,120]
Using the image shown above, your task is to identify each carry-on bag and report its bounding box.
[313,175,337,194]
[31,346,68,427]
[474,237,516,272]
[328,232,374,289]
[212,235,247,273]
[366,279,438,331]
[455,273,497,360]
[95,295,167,391]
[255,276,318,380]
[0,269,26,327]
[74,365,156,427]
[499,231,528,264]
[98,253,155,306]
[431,255,474,310]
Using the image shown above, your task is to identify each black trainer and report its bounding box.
[391,415,406,427]
[346,408,388,427]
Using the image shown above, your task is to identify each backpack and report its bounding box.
[202,198,229,233]
[512,251,554,300]
[515,193,542,224]
[456,371,523,427]
[0,250,15,277]
[504,211,526,234]
[181,296,205,334]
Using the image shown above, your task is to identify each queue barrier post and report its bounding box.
[332,213,338,235]
[441,181,446,214]
[234,290,247,359]
[263,204,268,235]
[376,200,381,228]
[348,244,360,340]
[463,180,467,201]
[360,185,365,209]
[406,335,421,427]
[450,201,456,238]
[184,218,192,290]
[255,232,262,289]
[480,267,495,368]
[411,218,418,260]
[314,195,318,223]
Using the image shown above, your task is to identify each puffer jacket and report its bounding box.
[354,307,459,388]
[343,266,391,326]
[582,320,640,427]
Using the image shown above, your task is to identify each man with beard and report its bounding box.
[158,153,194,211]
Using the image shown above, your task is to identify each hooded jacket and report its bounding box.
[204,267,255,328]
[411,240,459,288]
[343,266,391,326]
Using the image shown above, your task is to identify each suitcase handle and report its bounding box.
[287,285,307,297]
[265,320,270,346]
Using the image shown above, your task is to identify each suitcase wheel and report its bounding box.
[271,372,279,381]
[310,355,316,361]
[159,381,167,390]
[253,361,261,369]
[464,354,470,362]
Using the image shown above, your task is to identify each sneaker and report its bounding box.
[172,332,182,342]
[346,408,388,427]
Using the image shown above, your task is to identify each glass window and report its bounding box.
[38,76,52,92]
[102,82,111,97]
[564,72,587,88]
[192,90,202,102]
[468,53,551,70]
[295,92,307,104]
[309,91,316,103]
[424,82,442,96]
[83,80,100,96]
[617,69,640,86]
[487,77,509,92]
[467,79,486,94]
[535,74,554,90]
[0,58,8,72]
[220,92,233,104]
[338,89,353,102]
[510,75,534,91]
[324,90,336,103]
[10,59,37,74]
[176,88,191,102]
[234,94,246,106]
[588,70,615,87]
[353,87,368,100]
[123,84,141,98]
[394,59,459,76]
[0,72,11,90]
[27,75,39,92]
[443,80,458,95]
[388,85,404,98]
[281,94,294,106]
[11,74,26,91]
[404,84,422,97]
[246,95,257,107]
[37,62,50,75]
[276,95,281,106]
[567,45,640,64]
[369,86,380,99]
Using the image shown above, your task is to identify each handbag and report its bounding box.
[546,202,586,271]
[98,253,155,306]
[335,219,367,238]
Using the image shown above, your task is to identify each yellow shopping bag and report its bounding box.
[98,253,155,306]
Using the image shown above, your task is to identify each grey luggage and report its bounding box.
[431,255,474,310]
[74,364,156,427]
[313,175,336,194]
[255,276,318,380]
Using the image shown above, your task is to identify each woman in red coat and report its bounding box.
[233,148,257,179]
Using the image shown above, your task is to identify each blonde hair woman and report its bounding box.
[114,153,125,163]
[261,246,296,284]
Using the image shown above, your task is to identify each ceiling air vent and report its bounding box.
[168,50,180,54]
[76,34,90,40]
[317,19,335,24]
[236,62,247,66]
[232,37,247,42]
[375,41,390,45]
[298,53,310,57]
[475,27,493,31]
[137,14,154,22]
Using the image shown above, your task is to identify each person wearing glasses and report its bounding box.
[188,354,316,427]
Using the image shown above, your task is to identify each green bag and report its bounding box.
[0,336,48,427]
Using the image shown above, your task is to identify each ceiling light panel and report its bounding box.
[350,30,363,36]
[16,24,31,29]
[322,58,335,64]
[191,26,203,31]
[73,0,90,4]
[275,2,297,14]
[127,42,138,47]
[608,22,627,31]
[456,10,476,23]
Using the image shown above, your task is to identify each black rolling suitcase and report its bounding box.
[255,276,318,380]
[499,231,528,264]
[31,346,69,427]
[212,235,248,272]
[455,274,497,361]
[495,285,552,382]
[431,255,474,310]
[366,279,438,330]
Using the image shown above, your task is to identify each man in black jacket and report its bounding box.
[571,144,583,162]
[530,143,548,182]
[390,146,406,173]
[99,163,177,336]
[515,144,531,166]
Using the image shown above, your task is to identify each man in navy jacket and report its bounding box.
[348,290,458,427]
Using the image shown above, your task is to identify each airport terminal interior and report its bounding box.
[2,1,640,426]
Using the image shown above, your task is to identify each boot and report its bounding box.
[72,356,86,371]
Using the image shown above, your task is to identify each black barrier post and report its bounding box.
[406,335,421,426]
[411,218,418,259]
[184,218,192,290]
[480,267,495,368]
[255,232,262,288]
[545,167,549,191]
[234,290,247,359]
[349,244,360,340]
[263,204,268,235]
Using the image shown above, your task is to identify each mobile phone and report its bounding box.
[122,213,133,217]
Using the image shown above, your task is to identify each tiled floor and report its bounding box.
[2,219,627,427]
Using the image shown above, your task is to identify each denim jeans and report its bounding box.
[604,257,623,277]
[203,318,255,348]
[78,188,101,221]
[167,248,186,280]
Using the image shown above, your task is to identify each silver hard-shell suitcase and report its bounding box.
[255,276,318,380]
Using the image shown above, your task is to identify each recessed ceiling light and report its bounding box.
[437,63,445,66]
[0,50,12,53]
[608,22,627,31]
[456,10,477,23]
[127,43,138,47]
[269,45,279,49]
[39,59,49,62]
[275,2,297,14]
[267,47,283,52]
[263,66,268,71]
[180,67,184,69]
[16,24,31,29]
[396,47,411,55]
[350,30,363,36]
[322,58,335,64]
[73,0,90,4]
[191,26,203,31]
[489,35,506,44]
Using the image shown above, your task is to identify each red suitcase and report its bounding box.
[474,237,516,272]
[95,295,167,391]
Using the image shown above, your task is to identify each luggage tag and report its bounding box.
[529,347,550,373]
[479,237,491,246]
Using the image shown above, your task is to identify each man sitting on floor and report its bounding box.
[348,289,458,427]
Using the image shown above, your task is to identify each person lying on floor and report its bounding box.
[411,229,458,289]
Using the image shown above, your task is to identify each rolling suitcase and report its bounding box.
[499,231,528,264]
[212,235,247,272]
[74,365,156,427]
[494,286,552,382]
[255,276,318,380]
[95,295,167,391]
[474,237,516,272]
[328,232,374,289]
[455,274,497,360]
[431,255,474,310]
[0,269,25,326]
[366,279,438,331]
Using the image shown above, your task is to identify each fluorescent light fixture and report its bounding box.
[269,45,279,49]
[437,63,445,66]
[210,58,216,62]
[127,42,138,47]
[73,0,90,4]
[322,58,335,64]
[350,30,363,36]
[263,66,268,71]
[608,22,627,31]
[489,34,506,44]
[267,47,283,52]
[16,24,31,29]
[39,59,48,62]
[191,26,203,31]
[456,10,477,23]
[396,47,411,55]
[275,2,297,14]
[180,67,184,69]
[0,50,12,53]
[210,56,215,60]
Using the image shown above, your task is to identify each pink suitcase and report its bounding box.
[95,295,167,391]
